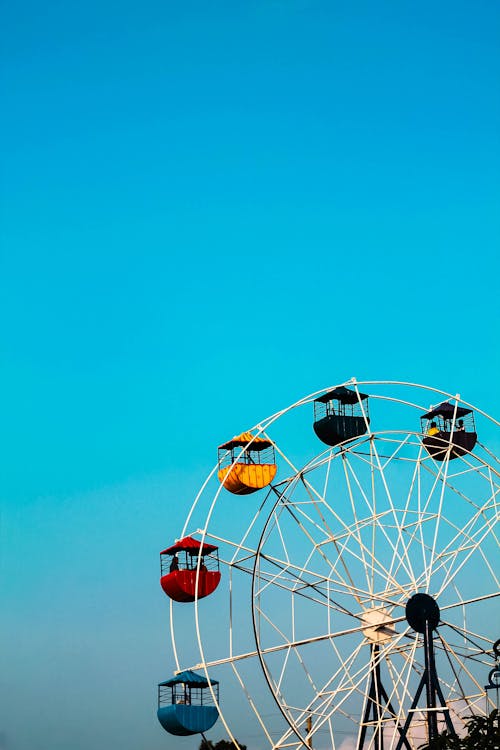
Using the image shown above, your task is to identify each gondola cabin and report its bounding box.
[421,402,477,461]
[313,386,370,447]
[217,432,277,495]
[160,536,221,603]
[157,670,219,736]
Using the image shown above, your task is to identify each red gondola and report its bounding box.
[421,402,477,461]
[160,536,221,603]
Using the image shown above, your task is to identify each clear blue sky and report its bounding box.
[1,1,499,749]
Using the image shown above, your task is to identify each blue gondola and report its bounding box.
[157,670,219,736]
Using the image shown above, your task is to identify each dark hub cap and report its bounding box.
[405,593,440,633]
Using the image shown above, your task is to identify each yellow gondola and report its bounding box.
[217,432,277,495]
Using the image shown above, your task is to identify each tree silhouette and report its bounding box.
[199,739,247,750]
[418,710,500,749]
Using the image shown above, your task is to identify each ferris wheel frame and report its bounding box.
[166,379,500,750]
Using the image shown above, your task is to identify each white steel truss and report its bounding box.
[166,381,500,750]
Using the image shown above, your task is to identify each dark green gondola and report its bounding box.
[421,402,477,461]
[313,386,370,446]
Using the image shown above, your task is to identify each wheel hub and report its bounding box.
[362,607,396,643]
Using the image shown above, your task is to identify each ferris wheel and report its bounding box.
[156,380,500,750]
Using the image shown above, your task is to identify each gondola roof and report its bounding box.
[159,670,219,688]
[218,431,273,451]
[315,385,369,405]
[161,535,218,556]
[421,402,472,420]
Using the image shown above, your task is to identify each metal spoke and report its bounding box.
[167,380,499,750]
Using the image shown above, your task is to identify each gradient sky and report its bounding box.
[1,2,499,749]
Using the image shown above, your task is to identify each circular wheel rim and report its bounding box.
[167,381,500,750]
[251,430,499,748]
